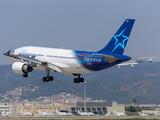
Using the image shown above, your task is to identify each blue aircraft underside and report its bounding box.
[74,51,131,71]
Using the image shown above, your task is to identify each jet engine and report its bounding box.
[12,62,33,74]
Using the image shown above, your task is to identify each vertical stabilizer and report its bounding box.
[98,19,135,54]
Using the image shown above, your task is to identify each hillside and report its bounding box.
[0,61,160,104]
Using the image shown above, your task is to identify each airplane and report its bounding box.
[77,109,89,116]
[55,109,72,116]
[3,19,154,83]
[21,110,32,116]
[47,112,53,116]
[105,113,111,116]
[87,112,94,116]
[38,110,53,116]
[113,110,126,116]
[1,109,12,117]
[154,112,160,116]
[138,112,148,116]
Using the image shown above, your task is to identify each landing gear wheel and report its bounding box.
[43,77,46,82]
[74,78,77,83]
[77,78,80,83]
[46,76,50,82]
[80,77,84,83]
[23,73,28,78]
[49,76,53,81]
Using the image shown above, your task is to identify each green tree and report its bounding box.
[126,106,136,112]
[132,98,137,105]
[125,106,142,112]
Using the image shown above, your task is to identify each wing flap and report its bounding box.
[48,62,71,76]
[47,62,70,73]
[47,63,62,73]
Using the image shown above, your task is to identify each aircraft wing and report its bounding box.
[115,57,155,68]
[4,51,42,67]
[3,50,69,73]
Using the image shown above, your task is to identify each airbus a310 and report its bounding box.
[4,19,154,83]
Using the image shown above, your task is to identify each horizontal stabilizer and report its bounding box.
[115,57,155,68]
[131,57,155,63]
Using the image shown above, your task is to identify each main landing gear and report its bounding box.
[73,74,84,83]
[42,76,53,82]
[22,67,84,83]
[42,66,54,82]
[23,73,28,78]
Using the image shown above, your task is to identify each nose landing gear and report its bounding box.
[23,73,28,78]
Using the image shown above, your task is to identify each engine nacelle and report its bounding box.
[12,62,33,74]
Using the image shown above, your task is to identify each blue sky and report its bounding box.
[1,0,160,64]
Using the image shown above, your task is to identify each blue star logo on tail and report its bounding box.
[111,28,128,53]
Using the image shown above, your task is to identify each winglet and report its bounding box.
[3,50,11,56]
[148,58,153,63]
[3,50,17,58]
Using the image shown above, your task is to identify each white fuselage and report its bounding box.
[12,46,93,76]
[22,112,32,116]
[78,110,89,116]
[115,113,126,116]
[38,110,52,116]
[55,110,71,116]
[138,112,148,116]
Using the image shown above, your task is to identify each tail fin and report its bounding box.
[55,109,59,113]
[78,109,80,113]
[98,19,135,55]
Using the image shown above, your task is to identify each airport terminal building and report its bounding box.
[71,102,125,115]
[0,102,125,116]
